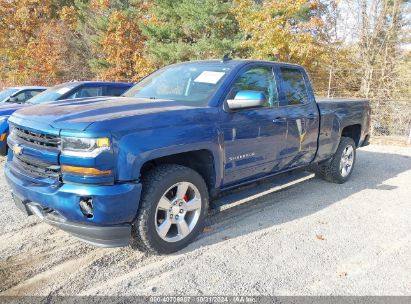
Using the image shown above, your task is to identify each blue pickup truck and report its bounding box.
[4,59,370,254]
[0,81,133,155]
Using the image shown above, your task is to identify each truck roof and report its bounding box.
[58,81,133,86]
[172,59,304,69]
[8,86,48,90]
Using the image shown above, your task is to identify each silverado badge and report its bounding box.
[12,144,23,156]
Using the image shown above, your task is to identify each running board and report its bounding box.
[210,171,315,214]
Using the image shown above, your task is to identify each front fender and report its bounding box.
[114,125,223,185]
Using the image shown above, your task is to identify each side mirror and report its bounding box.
[227,90,266,110]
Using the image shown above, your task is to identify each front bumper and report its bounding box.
[15,196,132,247]
[5,163,142,247]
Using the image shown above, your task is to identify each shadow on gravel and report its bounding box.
[180,149,411,253]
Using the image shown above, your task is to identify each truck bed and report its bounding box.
[314,97,370,163]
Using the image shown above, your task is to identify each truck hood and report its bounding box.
[0,103,30,116]
[10,96,211,132]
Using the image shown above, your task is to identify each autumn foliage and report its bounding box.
[98,10,153,81]
[233,0,328,70]
[0,0,339,85]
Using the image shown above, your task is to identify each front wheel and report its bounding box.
[314,137,357,184]
[131,164,209,254]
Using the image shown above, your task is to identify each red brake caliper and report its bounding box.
[183,195,188,202]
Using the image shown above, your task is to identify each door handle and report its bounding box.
[305,113,317,120]
[272,117,287,123]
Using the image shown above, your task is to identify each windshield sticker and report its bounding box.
[194,71,225,84]
[57,87,71,95]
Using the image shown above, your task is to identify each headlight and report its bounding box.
[61,137,111,156]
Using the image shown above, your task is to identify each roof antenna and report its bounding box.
[222,54,232,63]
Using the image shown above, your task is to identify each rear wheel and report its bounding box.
[131,164,208,254]
[313,137,356,184]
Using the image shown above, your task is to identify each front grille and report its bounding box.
[12,126,60,148]
[13,155,61,180]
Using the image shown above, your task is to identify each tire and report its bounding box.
[131,164,209,254]
[0,134,8,156]
[313,136,357,184]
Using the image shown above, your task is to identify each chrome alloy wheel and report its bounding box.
[340,145,354,177]
[155,182,202,242]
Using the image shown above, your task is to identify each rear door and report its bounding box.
[277,66,320,168]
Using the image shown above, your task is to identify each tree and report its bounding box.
[358,0,404,99]
[0,0,92,84]
[0,0,52,83]
[354,0,409,134]
[77,0,153,81]
[233,0,329,71]
[141,0,243,66]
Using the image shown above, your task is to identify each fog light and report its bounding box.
[79,197,93,218]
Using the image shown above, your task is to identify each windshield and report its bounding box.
[123,63,231,106]
[28,83,77,104]
[0,88,19,102]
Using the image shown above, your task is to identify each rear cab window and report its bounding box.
[280,67,309,106]
[105,86,130,96]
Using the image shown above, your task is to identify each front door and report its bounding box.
[221,65,290,186]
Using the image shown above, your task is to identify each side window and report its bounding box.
[67,86,103,99]
[26,90,42,100]
[280,68,309,105]
[105,86,129,96]
[12,91,29,103]
[228,67,279,107]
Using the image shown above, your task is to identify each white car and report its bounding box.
[0,86,47,104]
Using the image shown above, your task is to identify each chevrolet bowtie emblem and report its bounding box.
[13,144,23,156]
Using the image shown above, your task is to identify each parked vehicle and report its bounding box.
[0,81,133,156]
[0,86,47,103]
[4,59,370,254]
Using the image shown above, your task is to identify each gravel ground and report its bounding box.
[0,144,410,296]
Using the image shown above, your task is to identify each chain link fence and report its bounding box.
[310,68,411,137]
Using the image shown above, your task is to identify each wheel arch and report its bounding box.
[139,148,219,192]
[341,124,362,147]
